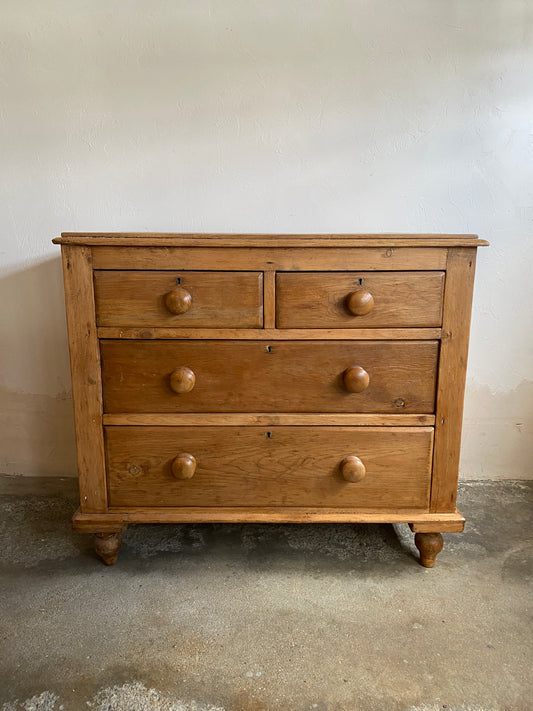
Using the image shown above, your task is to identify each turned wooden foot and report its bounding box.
[414,532,444,568]
[94,532,122,565]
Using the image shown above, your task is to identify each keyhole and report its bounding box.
[265,431,272,439]
[356,278,363,286]
[175,277,181,285]
[266,345,272,353]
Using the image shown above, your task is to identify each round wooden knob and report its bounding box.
[343,366,370,393]
[347,290,374,316]
[165,287,192,315]
[340,456,366,482]
[169,366,196,393]
[171,453,196,479]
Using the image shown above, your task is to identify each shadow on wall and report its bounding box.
[0,256,77,477]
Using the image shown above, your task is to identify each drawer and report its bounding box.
[94,270,263,328]
[106,426,433,509]
[100,340,439,413]
[276,271,445,328]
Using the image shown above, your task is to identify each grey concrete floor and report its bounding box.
[0,477,531,711]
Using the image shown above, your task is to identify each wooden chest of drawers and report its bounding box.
[54,233,487,567]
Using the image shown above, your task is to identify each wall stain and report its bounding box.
[0,387,77,478]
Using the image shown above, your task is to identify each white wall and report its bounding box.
[1,0,532,479]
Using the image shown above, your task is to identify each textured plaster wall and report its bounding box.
[1,0,532,479]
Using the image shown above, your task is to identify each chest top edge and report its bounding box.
[52,233,489,248]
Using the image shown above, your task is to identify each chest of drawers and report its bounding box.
[54,233,487,567]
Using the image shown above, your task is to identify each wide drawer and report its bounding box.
[276,271,445,328]
[94,270,263,328]
[106,426,433,508]
[100,340,439,413]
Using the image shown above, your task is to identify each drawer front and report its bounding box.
[276,271,445,328]
[101,340,439,413]
[94,271,263,328]
[106,426,433,509]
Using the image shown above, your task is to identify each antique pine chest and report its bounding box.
[53,233,487,566]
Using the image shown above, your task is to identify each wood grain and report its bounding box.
[164,286,192,315]
[431,247,477,512]
[60,246,107,512]
[91,246,449,271]
[73,507,466,529]
[346,289,374,316]
[340,455,366,482]
[105,426,433,509]
[94,270,263,328]
[54,233,486,559]
[276,271,445,328]
[263,270,276,328]
[54,232,488,248]
[97,327,443,340]
[414,532,444,567]
[343,365,370,393]
[102,413,436,426]
[171,453,197,480]
[100,340,439,414]
[409,517,465,533]
[94,532,122,565]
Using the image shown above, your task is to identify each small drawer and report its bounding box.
[106,426,433,509]
[94,270,263,328]
[100,340,439,413]
[276,271,445,328]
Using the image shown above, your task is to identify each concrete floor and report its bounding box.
[0,477,531,711]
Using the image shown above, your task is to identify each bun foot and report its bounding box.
[414,532,444,568]
[94,532,122,565]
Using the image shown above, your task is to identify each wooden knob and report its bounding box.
[343,366,370,393]
[171,453,196,479]
[169,366,196,393]
[165,286,192,315]
[340,456,366,482]
[347,290,374,316]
